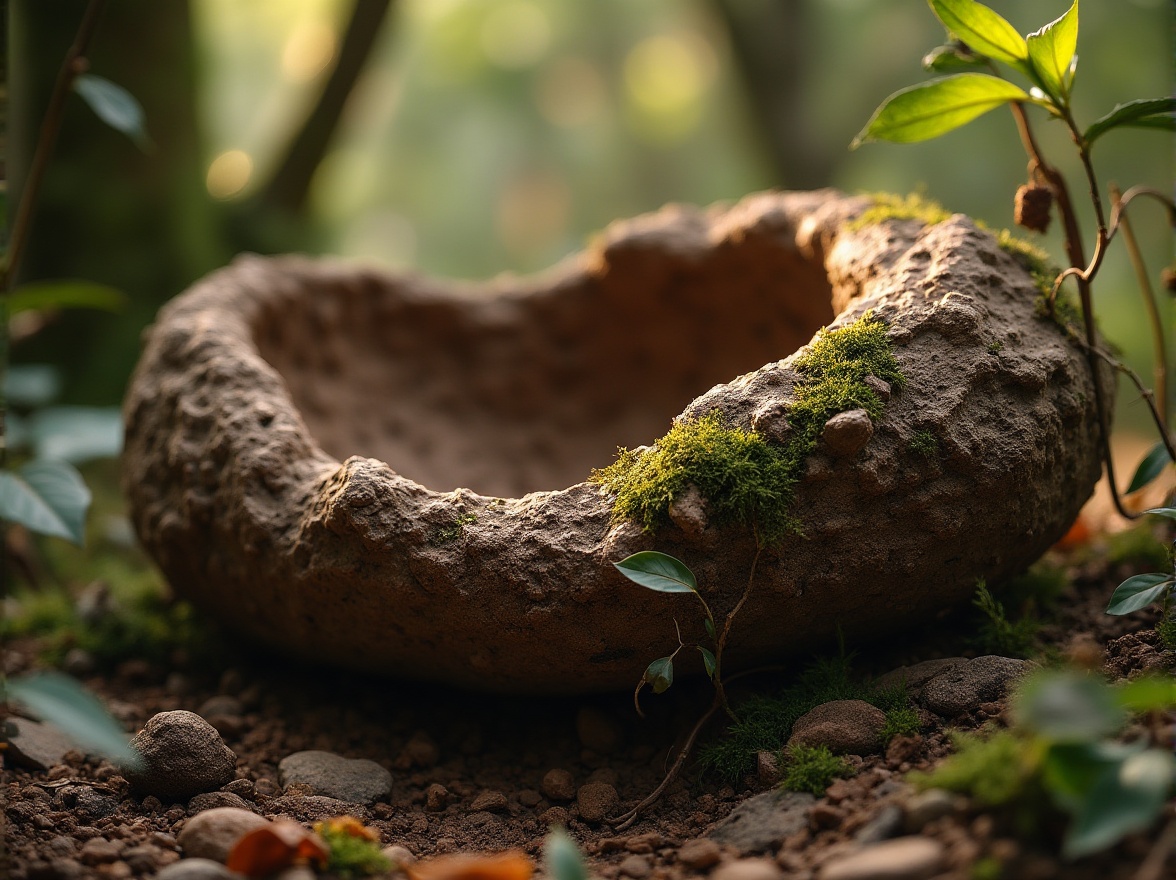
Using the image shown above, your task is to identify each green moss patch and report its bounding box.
[847,192,953,231]
[591,313,903,544]
[781,743,853,795]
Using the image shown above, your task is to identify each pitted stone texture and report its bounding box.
[921,655,1031,717]
[124,711,236,802]
[123,190,1110,692]
[787,700,887,755]
[278,750,391,805]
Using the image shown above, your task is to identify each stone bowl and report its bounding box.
[123,190,1108,693]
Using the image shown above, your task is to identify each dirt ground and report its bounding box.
[2,504,1174,880]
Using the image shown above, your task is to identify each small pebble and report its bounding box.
[426,783,450,811]
[541,768,576,802]
[677,838,722,870]
[470,790,509,813]
[539,806,571,826]
[575,782,619,823]
[187,791,253,815]
[517,789,542,808]
[383,844,416,867]
[78,838,120,865]
[123,711,237,801]
[155,859,240,880]
[819,836,946,880]
[712,858,784,880]
[618,854,651,878]
[902,788,962,832]
[176,806,269,862]
[278,750,392,805]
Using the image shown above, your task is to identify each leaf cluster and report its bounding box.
[1105,506,1176,616]
[914,670,1176,859]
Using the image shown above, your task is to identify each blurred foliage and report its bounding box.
[10,0,1171,431]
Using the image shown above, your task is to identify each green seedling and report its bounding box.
[1105,506,1175,617]
[972,580,1039,658]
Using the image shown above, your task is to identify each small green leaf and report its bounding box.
[1014,671,1125,741]
[4,364,63,408]
[544,828,588,880]
[1106,573,1175,615]
[7,672,140,768]
[73,75,149,149]
[1084,97,1176,146]
[1125,441,1172,494]
[928,0,1029,67]
[704,616,716,641]
[614,551,697,594]
[1026,0,1078,103]
[8,280,127,316]
[644,656,675,694]
[1116,675,1176,714]
[1141,506,1176,521]
[922,43,987,73]
[0,460,91,544]
[697,647,717,679]
[30,407,124,464]
[853,74,1030,147]
[1062,749,1175,859]
[1042,741,1138,813]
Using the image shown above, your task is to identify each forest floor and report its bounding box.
[2,461,1174,880]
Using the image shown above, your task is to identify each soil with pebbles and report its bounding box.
[3,537,1173,880]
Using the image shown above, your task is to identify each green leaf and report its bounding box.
[30,407,123,464]
[1141,506,1176,521]
[6,671,140,768]
[1062,749,1175,859]
[1042,741,1139,813]
[922,43,987,73]
[1014,671,1125,741]
[614,551,697,593]
[544,828,588,880]
[0,460,91,544]
[4,364,63,407]
[643,656,675,694]
[1116,675,1176,714]
[928,0,1029,67]
[1084,97,1176,146]
[8,280,127,316]
[1026,0,1078,103]
[73,75,149,149]
[1106,573,1175,615]
[853,74,1030,147]
[697,646,717,679]
[704,616,716,641]
[1125,441,1172,494]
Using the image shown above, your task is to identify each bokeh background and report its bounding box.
[8,0,1173,438]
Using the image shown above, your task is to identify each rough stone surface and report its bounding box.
[541,769,576,802]
[708,790,815,854]
[787,700,887,755]
[5,718,79,771]
[818,836,946,880]
[921,655,1031,716]
[575,783,619,823]
[123,190,1111,692]
[874,659,965,699]
[712,858,784,880]
[124,711,237,801]
[155,860,240,880]
[277,750,391,805]
[176,807,269,862]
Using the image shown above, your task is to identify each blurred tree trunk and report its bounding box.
[10,0,222,403]
[709,0,834,189]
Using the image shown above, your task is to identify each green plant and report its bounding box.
[592,312,903,544]
[881,706,923,743]
[1105,506,1175,618]
[781,743,853,795]
[913,669,1176,859]
[909,429,939,459]
[855,0,1175,527]
[313,818,391,878]
[972,580,1040,658]
[545,828,589,880]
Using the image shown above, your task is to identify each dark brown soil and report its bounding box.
[3,520,1174,880]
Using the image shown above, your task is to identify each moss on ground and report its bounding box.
[909,430,938,459]
[591,313,903,544]
[781,743,853,795]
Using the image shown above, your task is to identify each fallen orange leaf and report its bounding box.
[408,851,534,880]
[226,820,330,878]
[315,814,381,843]
[1053,514,1092,550]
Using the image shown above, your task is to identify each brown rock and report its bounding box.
[176,807,269,863]
[124,711,237,802]
[541,768,576,802]
[921,656,1031,717]
[788,700,887,755]
[818,836,945,880]
[821,409,874,458]
[576,782,619,823]
[123,191,1109,692]
[469,790,508,813]
[425,784,449,811]
[677,838,722,870]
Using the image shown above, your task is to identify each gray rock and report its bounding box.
[5,717,78,771]
[73,787,120,821]
[176,807,269,862]
[902,788,963,832]
[708,790,815,854]
[853,804,903,845]
[278,750,391,805]
[788,700,886,755]
[874,659,965,699]
[818,836,946,880]
[124,711,237,801]
[124,192,1110,692]
[575,782,619,823]
[922,655,1030,717]
[156,858,242,880]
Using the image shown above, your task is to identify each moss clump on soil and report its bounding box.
[972,580,1040,659]
[847,192,953,230]
[781,743,853,795]
[315,818,392,878]
[881,706,922,743]
[592,313,902,544]
[700,650,912,782]
[912,728,1034,806]
[909,430,938,459]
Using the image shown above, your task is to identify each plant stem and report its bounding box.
[1006,100,1133,520]
[4,0,109,292]
[1110,182,1170,433]
[713,541,763,722]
